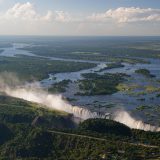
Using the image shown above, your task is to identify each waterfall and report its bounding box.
[112,110,160,132]
[2,86,160,131]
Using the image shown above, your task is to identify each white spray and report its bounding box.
[112,110,160,132]
[0,72,101,120]
[0,72,159,132]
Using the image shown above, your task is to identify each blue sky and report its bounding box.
[1,0,160,12]
[37,0,160,12]
[0,0,160,35]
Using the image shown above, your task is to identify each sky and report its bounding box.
[0,0,160,36]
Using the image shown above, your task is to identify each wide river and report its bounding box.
[0,43,160,122]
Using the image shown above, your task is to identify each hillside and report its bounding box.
[78,118,132,137]
[0,95,76,130]
[0,95,159,160]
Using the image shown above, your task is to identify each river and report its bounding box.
[0,43,160,123]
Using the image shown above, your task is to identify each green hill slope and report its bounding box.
[0,95,159,160]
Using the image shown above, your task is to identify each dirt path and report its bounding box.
[48,130,159,148]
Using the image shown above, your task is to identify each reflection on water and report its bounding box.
[0,43,35,57]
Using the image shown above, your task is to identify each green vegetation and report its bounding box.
[78,119,160,146]
[0,96,159,159]
[79,118,132,137]
[107,62,124,69]
[118,58,149,64]
[48,80,71,93]
[2,128,159,160]
[66,97,77,102]
[0,56,96,81]
[116,83,140,92]
[122,84,160,97]
[0,123,13,145]
[0,37,160,159]
[145,86,160,93]
[156,94,160,97]
[23,37,160,61]
[0,95,75,129]
[136,105,151,111]
[77,73,128,95]
[135,69,155,78]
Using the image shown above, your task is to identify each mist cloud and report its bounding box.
[0,72,159,132]
[0,72,100,120]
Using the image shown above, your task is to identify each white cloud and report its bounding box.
[0,3,159,35]
[4,2,39,20]
[1,4,160,24]
[54,11,71,22]
[0,2,71,22]
[89,7,160,23]
[44,10,71,22]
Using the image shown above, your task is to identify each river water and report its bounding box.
[0,43,160,123]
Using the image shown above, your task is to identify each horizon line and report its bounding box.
[0,35,160,37]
